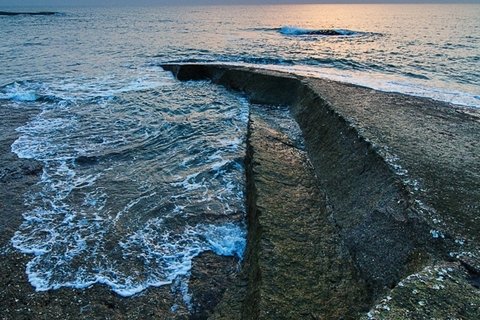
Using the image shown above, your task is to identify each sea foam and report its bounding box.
[10,74,249,302]
[0,82,38,102]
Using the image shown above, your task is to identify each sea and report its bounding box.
[0,4,479,298]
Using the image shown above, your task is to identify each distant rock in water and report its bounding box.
[279,26,358,36]
[0,11,57,16]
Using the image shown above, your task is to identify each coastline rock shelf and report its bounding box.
[163,64,480,319]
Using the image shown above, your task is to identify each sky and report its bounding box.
[1,0,478,7]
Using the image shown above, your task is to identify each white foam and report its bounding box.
[113,191,157,223]
[171,172,204,191]
[47,67,175,101]
[270,65,480,108]
[200,223,246,258]
[0,82,38,102]
[113,220,245,296]
[2,65,175,106]
[11,115,77,161]
[280,26,309,35]
[210,159,230,172]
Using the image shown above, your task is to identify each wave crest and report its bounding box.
[0,81,39,102]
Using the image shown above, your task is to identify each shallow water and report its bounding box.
[7,74,249,296]
[0,3,478,298]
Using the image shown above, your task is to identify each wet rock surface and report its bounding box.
[163,63,480,319]
[242,104,369,318]
[306,78,480,244]
[188,252,241,319]
[0,105,42,249]
[363,262,480,319]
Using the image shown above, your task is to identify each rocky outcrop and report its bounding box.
[163,64,480,319]
[0,11,57,16]
[1,63,477,319]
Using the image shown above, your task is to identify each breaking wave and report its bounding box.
[278,26,363,37]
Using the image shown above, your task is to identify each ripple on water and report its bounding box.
[10,75,249,300]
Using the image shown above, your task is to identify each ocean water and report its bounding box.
[0,4,479,298]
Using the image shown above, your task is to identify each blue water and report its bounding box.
[0,3,479,300]
[9,78,249,297]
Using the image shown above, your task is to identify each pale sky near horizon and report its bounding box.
[1,0,477,7]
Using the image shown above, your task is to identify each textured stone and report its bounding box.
[163,63,480,319]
